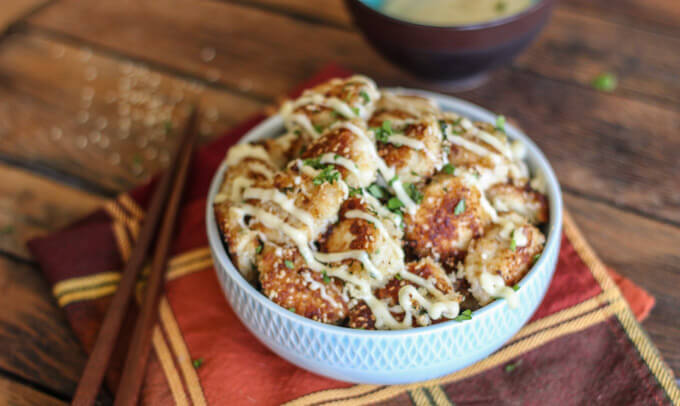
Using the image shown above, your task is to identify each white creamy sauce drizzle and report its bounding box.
[242,188,316,231]
[225,143,271,167]
[301,271,342,309]
[222,82,548,329]
[460,118,513,160]
[319,153,359,177]
[479,272,519,308]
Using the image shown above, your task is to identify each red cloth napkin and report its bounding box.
[28,65,678,405]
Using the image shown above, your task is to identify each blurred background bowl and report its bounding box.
[344,0,557,85]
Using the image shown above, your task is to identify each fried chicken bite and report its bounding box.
[300,120,378,188]
[280,75,380,139]
[463,214,545,306]
[440,114,528,187]
[348,258,460,329]
[369,94,444,183]
[487,183,549,225]
[319,196,404,279]
[404,174,490,268]
[258,244,348,324]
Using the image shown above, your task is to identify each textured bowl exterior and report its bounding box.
[344,0,557,81]
[206,91,563,384]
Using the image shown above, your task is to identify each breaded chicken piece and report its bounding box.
[371,92,439,123]
[369,94,444,182]
[487,183,549,225]
[300,120,378,188]
[258,244,348,324]
[441,115,528,188]
[464,214,545,306]
[214,202,261,283]
[404,174,490,268]
[348,258,460,329]
[319,196,404,279]
[258,131,307,168]
[242,162,347,244]
[280,75,380,139]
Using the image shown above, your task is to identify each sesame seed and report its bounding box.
[200,47,216,62]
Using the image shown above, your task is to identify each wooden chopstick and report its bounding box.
[114,110,198,405]
[71,109,199,406]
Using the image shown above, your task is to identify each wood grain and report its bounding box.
[0,256,85,397]
[0,163,104,259]
[566,193,680,376]
[22,1,680,224]
[0,32,264,192]
[234,0,680,105]
[0,0,49,32]
[0,375,67,406]
[563,0,680,37]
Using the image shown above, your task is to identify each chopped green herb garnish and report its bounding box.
[512,284,520,291]
[439,120,448,139]
[510,233,517,252]
[303,157,323,169]
[389,175,399,186]
[334,153,341,160]
[349,186,363,197]
[454,198,466,215]
[284,260,294,269]
[331,111,340,119]
[387,197,404,210]
[367,183,386,199]
[294,129,302,136]
[454,309,472,322]
[533,254,541,264]
[395,274,402,280]
[504,360,522,373]
[133,154,143,166]
[351,106,360,116]
[592,72,618,92]
[313,124,324,133]
[406,183,423,204]
[322,270,331,284]
[255,243,263,254]
[372,120,393,143]
[442,164,455,175]
[192,357,204,369]
[164,121,173,135]
[313,165,340,185]
[496,1,507,12]
[495,115,506,132]
[289,307,296,313]
[359,90,370,104]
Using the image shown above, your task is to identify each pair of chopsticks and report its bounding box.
[72,110,199,406]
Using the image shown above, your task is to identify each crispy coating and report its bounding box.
[348,258,459,329]
[320,197,404,277]
[258,244,348,324]
[281,75,379,138]
[404,174,490,268]
[464,215,545,305]
[300,120,378,188]
[370,94,443,182]
[214,202,260,283]
[487,183,549,225]
[258,132,307,168]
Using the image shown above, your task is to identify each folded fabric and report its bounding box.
[28,64,678,405]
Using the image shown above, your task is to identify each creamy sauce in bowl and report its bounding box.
[378,0,533,26]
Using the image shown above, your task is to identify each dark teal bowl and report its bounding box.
[345,0,557,82]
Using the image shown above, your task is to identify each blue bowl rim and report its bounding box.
[348,0,554,31]
[206,88,564,339]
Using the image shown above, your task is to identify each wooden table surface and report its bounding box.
[0,0,679,403]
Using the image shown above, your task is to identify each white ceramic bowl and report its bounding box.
[206,89,563,384]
